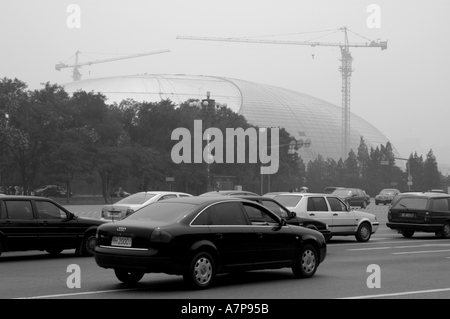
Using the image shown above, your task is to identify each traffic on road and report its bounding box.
[1,196,450,300]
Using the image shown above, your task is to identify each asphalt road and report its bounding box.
[1,203,450,300]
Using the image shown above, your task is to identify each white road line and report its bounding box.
[339,287,450,299]
[392,249,450,255]
[330,238,450,247]
[14,286,151,299]
[348,244,450,251]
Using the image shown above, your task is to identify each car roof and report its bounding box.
[132,191,192,195]
[395,192,450,198]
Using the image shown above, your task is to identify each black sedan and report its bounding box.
[94,196,327,289]
[0,195,105,257]
[234,196,332,241]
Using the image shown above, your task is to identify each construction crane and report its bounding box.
[177,27,387,159]
[55,49,171,82]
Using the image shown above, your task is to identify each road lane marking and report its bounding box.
[14,287,151,299]
[330,238,450,247]
[339,287,450,299]
[392,249,450,255]
[348,244,450,251]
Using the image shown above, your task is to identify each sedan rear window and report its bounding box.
[274,195,302,207]
[391,197,428,210]
[127,202,196,222]
[116,193,157,205]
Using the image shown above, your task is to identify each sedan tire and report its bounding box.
[402,230,415,238]
[292,244,318,278]
[183,251,216,289]
[355,222,371,242]
[441,222,450,239]
[81,232,97,256]
[114,269,144,284]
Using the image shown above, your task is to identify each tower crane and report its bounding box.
[177,27,387,159]
[55,49,171,82]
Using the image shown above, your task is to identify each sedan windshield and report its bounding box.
[116,193,157,205]
[274,195,302,207]
[126,202,197,222]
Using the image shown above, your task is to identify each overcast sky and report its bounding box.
[1,0,449,173]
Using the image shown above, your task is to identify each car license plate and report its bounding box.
[400,213,415,218]
[111,236,132,247]
[107,212,121,218]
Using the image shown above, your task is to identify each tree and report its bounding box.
[423,149,441,190]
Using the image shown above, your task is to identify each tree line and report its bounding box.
[0,77,447,202]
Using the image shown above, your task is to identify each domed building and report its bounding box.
[61,74,400,164]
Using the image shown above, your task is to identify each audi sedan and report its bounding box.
[273,193,379,242]
[94,196,327,289]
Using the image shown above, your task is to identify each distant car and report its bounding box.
[33,185,70,198]
[199,190,259,197]
[0,195,106,257]
[387,192,450,239]
[273,193,379,242]
[236,195,332,241]
[375,188,400,205]
[332,188,368,208]
[323,187,344,194]
[94,196,327,289]
[101,191,193,220]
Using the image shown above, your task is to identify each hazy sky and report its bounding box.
[1,0,449,173]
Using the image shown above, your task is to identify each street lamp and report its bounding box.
[395,157,412,191]
[260,137,311,195]
[189,92,227,192]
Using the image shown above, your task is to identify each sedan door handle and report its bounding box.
[309,213,315,216]
[215,233,223,239]
[256,233,263,239]
[333,213,338,216]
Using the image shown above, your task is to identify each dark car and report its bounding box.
[387,192,450,239]
[332,188,368,208]
[33,185,71,198]
[0,195,105,257]
[199,190,259,197]
[375,188,400,205]
[94,196,327,289]
[233,195,332,241]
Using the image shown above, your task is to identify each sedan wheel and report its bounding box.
[402,230,415,238]
[82,233,97,256]
[292,245,318,278]
[114,269,144,284]
[183,252,215,289]
[441,223,450,239]
[355,223,371,242]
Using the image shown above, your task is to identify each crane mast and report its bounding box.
[177,27,387,160]
[55,49,171,82]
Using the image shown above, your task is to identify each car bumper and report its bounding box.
[94,246,185,275]
[386,222,442,233]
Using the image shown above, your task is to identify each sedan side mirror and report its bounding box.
[290,211,297,218]
[280,218,287,226]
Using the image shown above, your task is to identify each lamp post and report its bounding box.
[189,92,227,192]
[395,157,411,191]
[260,137,311,195]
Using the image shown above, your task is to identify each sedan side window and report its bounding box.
[5,200,34,219]
[307,197,328,211]
[206,202,248,226]
[327,197,347,212]
[242,203,278,225]
[36,201,67,219]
